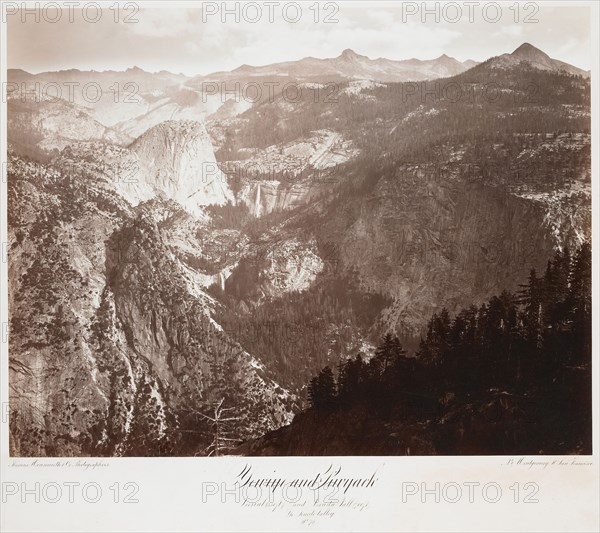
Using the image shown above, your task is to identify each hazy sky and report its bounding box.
[7,2,593,75]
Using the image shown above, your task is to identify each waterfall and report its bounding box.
[254,184,262,217]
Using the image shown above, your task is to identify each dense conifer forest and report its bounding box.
[244,244,592,455]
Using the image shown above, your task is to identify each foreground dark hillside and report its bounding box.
[238,245,592,455]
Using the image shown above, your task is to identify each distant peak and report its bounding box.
[339,48,362,60]
[513,42,536,52]
[435,53,459,64]
[511,42,548,58]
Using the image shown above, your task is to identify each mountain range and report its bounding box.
[195,48,478,83]
[7,42,591,456]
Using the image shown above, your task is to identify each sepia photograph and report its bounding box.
[1,1,598,531]
[5,1,594,458]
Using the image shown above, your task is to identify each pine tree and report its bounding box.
[372,333,406,377]
[317,366,337,410]
[308,367,337,411]
[519,269,542,349]
[307,376,320,408]
[568,242,591,363]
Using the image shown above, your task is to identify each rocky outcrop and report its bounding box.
[233,130,358,216]
[48,120,235,218]
[7,97,127,155]
[8,155,292,457]
[130,120,234,215]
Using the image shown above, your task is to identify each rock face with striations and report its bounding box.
[129,120,234,216]
[7,154,291,457]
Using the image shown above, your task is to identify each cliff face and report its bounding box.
[232,129,358,217]
[8,155,292,457]
[334,166,559,334]
[6,104,235,212]
[130,120,234,215]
